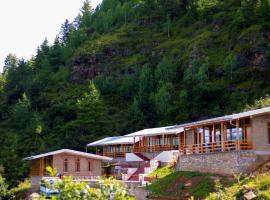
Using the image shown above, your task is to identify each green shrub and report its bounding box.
[44,176,134,200]
[0,175,8,199]
[148,165,175,179]
[8,179,31,199]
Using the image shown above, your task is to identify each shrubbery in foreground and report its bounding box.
[41,176,135,200]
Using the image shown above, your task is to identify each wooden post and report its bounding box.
[224,122,227,150]
[192,128,195,153]
[162,134,165,146]
[178,133,181,152]
[184,128,187,154]
[184,129,186,146]
[201,127,205,153]
[221,122,224,151]
[236,119,240,150]
[212,123,216,152]
[213,123,216,143]
[40,158,44,176]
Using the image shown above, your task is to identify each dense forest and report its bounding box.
[0,0,270,186]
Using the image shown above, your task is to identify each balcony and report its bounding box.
[98,152,127,158]
[180,140,253,155]
[133,144,179,153]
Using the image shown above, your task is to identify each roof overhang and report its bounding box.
[23,149,113,161]
[168,106,270,130]
[87,136,140,147]
[125,126,184,137]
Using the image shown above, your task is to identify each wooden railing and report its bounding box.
[98,140,252,157]
[133,144,178,153]
[180,140,253,155]
[98,152,127,158]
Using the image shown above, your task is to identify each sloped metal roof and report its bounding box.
[125,126,184,137]
[87,136,140,147]
[168,106,270,129]
[23,149,112,161]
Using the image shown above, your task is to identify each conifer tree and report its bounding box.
[80,0,92,29]
[60,19,71,44]
[3,54,18,74]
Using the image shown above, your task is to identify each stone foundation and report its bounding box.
[177,151,270,175]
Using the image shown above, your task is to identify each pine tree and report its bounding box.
[3,54,18,74]
[80,0,92,29]
[74,81,109,144]
[60,19,71,44]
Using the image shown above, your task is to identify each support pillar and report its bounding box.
[236,119,240,150]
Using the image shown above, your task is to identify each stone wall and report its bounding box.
[177,151,270,175]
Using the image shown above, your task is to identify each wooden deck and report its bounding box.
[180,140,252,155]
[98,139,252,157]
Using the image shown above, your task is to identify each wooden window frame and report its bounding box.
[63,158,68,172]
[88,161,91,172]
[75,159,80,172]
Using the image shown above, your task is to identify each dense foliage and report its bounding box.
[41,176,134,200]
[0,0,270,186]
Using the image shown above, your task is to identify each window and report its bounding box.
[204,127,212,144]
[75,159,80,172]
[126,145,131,152]
[174,136,179,145]
[88,162,91,171]
[63,159,68,172]
[215,125,221,143]
[268,123,270,144]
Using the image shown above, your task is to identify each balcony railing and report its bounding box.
[98,152,127,158]
[180,140,252,155]
[98,140,252,157]
[133,144,179,153]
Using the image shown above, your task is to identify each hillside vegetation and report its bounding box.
[147,166,270,200]
[0,0,270,186]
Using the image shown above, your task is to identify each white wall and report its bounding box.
[126,153,143,162]
[152,150,179,162]
[122,168,138,180]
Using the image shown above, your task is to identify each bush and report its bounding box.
[8,179,31,199]
[44,176,135,200]
[244,95,270,111]
[206,173,270,200]
[0,175,9,200]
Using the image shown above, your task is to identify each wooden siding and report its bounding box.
[97,144,133,158]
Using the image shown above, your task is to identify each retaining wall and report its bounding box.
[177,151,270,175]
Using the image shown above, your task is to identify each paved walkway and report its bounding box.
[131,187,148,200]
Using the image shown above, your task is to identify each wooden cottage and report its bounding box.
[24,149,112,189]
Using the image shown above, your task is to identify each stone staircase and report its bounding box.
[128,164,145,181]
[128,153,151,181]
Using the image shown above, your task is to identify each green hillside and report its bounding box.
[0,0,270,186]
